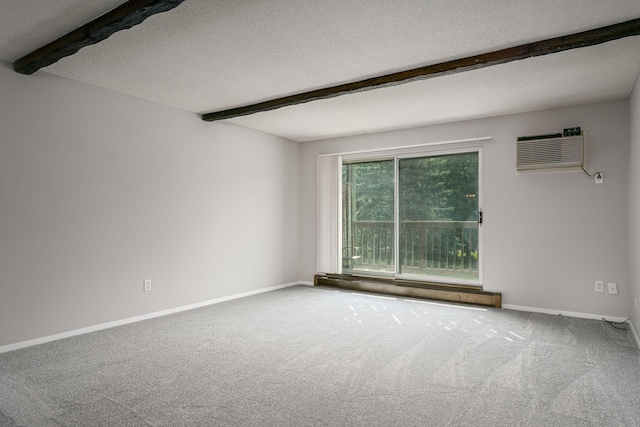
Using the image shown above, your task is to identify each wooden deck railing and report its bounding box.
[343,220,479,277]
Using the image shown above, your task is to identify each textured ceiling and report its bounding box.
[2,0,640,141]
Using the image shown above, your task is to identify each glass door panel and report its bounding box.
[398,152,479,282]
[342,160,395,274]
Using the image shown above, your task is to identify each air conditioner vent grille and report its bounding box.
[516,134,584,172]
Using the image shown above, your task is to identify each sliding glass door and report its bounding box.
[342,150,481,285]
[398,152,479,282]
[342,160,395,274]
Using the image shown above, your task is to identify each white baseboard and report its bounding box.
[0,281,305,355]
[6,285,628,355]
[142,281,304,320]
[630,321,640,350]
[503,304,629,323]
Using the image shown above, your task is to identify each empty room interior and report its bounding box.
[2,1,640,426]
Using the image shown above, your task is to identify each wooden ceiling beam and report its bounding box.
[13,0,187,75]
[202,17,640,122]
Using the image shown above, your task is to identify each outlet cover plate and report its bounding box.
[143,280,151,292]
[607,282,618,295]
[595,173,603,184]
[595,281,604,292]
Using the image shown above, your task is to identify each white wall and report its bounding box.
[301,100,630,318]
[0,62,300,348]
[629,76,640,338]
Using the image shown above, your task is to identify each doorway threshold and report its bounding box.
[314,273,501,308]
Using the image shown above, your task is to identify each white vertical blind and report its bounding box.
[317,155,342,274]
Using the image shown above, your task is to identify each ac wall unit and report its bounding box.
[516,132,585,172]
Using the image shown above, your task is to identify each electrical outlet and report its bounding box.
[607,282,618,295]
[595,172,603,184]
[595,281,604,292]
[143,280,151,292]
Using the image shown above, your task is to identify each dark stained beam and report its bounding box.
[13,0,187,75]
[202,17,640,122]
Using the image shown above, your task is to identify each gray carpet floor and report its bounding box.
[1,285,640,427]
